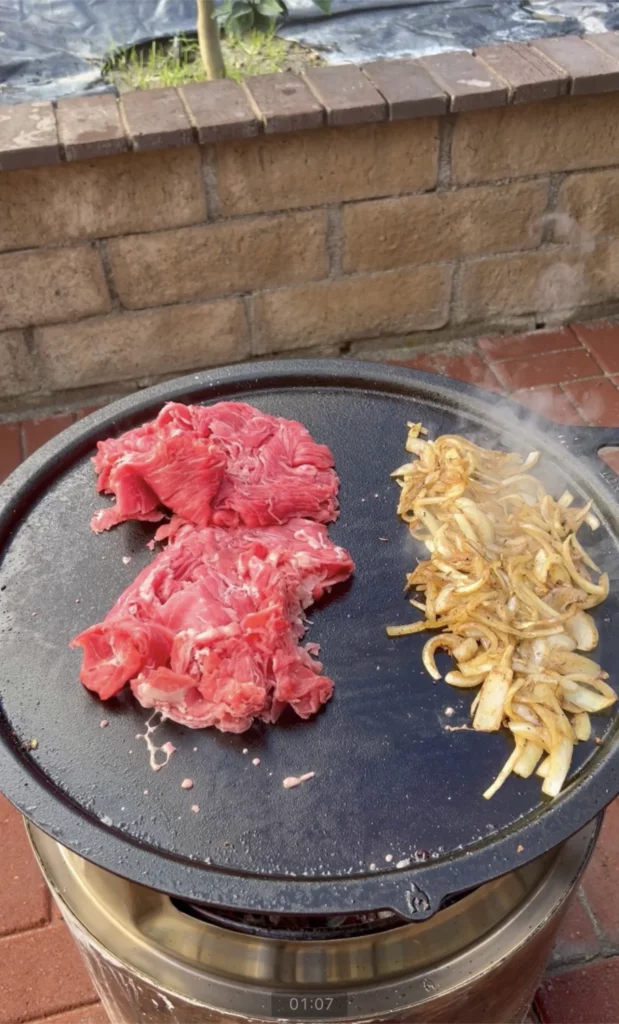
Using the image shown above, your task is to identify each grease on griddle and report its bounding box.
[283,772,315,789]
[136,712,176,772]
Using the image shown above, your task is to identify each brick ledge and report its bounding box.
[2,32,619,171]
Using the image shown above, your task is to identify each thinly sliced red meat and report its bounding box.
[91,402,339,533]
[91,465,163,533]
[73,620,174,701]
[71,520,354,732]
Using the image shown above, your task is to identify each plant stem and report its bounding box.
[197,0,226,79]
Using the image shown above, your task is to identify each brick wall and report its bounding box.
[4,35,619,420]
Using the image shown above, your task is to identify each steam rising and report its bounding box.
[533,212,599,326]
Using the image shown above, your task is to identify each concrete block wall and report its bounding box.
[3,36,619,417]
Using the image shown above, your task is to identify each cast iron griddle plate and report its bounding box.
[1,361,619,920]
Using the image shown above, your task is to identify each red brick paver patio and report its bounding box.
[1,320,619,1023]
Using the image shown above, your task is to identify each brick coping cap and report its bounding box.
[1,32,619,171]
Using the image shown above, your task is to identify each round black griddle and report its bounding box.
[1,360,619,922]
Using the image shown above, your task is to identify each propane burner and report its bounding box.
[172,900,404,941]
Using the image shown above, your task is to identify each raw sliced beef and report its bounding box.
[72,520,354,732]
[91,401,338,533]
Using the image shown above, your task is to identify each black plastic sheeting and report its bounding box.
[282,2,619,64]
[2,1,619,106]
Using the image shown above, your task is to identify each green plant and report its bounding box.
[217,0,330,39]
[103,32,322,92]
[197,0,330,79]
[104,37,204,89]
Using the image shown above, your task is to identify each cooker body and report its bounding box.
[28,818,598,1024]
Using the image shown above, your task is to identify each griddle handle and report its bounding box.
[561,426,619,462]
[380,872,457,922]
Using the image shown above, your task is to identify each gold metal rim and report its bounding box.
[28,821,597,1020]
